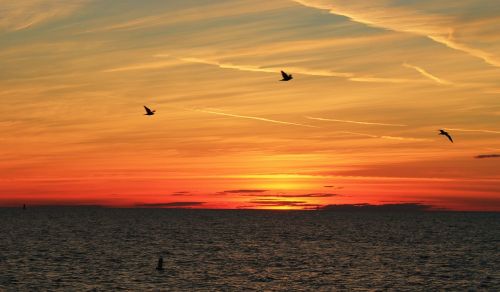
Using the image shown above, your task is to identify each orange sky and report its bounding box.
[0,0,499,211]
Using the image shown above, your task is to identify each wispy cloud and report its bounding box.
[447,128,500,134]
[320,203,438,212]
[135,201,205,208]
[192,108,320,128]
[248,199,321,208]
[103,59,182,73]
[338,131,431,142]
[324,185,343,189]
[290,0,500,67]
[177,57,353,78]
[0,0,88,31]
[222,189,268,194]
[403,63,452,85]
[474,154,500,159]
[171,191,192,196]
[86,1,293,33]
[157,55,420,84]
[306,116,407,127]
[245,193,338,198]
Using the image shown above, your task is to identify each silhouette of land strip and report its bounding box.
[135,202,205,208]
[319,203,439,212]
[474,154,500,159]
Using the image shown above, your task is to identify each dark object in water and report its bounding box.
[156,256,164,271]
[22,204,26,210]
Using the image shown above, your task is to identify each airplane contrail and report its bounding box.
[447,128,500,134]
[306,116,407,127]
[290,0,500,68]
[192,108,320,128]
[178,57,353,78]
[158,55,420,83]
[403,63,452,85]
[338,131,431,141]
[186,109,427,140]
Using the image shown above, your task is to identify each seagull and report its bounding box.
[144,106,156,116]
[438,129,453,143]
[280,70,293,81]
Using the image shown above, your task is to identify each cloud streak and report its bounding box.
[403,63,452,85]
[222,189,268,194]
[161,56,419,84]
[248,199,321,208]
[245,193,338,198]
[338,131,431,142]
[103,59,182,73]
[135,201,205,208]
[178,57,353,78]
[474,154,500,159]
[0,0,88,31]
[320,203,438,212]
[291,0,500,67]
[306,116,407,127]
[447,128,500,135]
[192,108,320,128]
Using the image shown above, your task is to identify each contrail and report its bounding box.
[192,108,320,128]
[179,57,352,78]
[290,0,500,68]
[447,128,500,134]
[164,55,420,83]
[403,63,452,85]
[306,116,407,127]
[338,131,430,141]
[186,109,426,140]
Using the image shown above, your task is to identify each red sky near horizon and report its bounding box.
[0,0,499,211]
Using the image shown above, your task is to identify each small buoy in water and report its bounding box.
[156,256,164,271]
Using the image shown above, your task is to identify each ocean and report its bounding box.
[1,208,498,291]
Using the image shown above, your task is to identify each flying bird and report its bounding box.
[438,129,453,143]
[280,70,293,81]
[144,106,155,116]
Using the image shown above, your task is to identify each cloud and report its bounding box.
[248,199,321,208]
[324,186,343,189]
[171,191,192,196]
[103,59,183,73]
[306,116,407,127]
[403,63,452,85]
[177,57,353,78]
[135,201,205,208]
[86,1,293,33]
[244,193,338,198]
[320,203,438,212]
[159,55,421,84]
[339,131,431,142]
[290,0,500,67]
[0,0,88,31]
[474,154,500,159]
[222,189,268,194]
[447,128,500,134]
[192,108,319,128]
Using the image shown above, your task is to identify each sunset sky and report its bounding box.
[1,0,499,210]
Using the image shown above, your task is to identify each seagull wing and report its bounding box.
[281,71,288,79]
[144,106,153,114]
[445,133,453,143]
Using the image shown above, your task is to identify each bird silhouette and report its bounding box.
[439,129,453,143]
[280,70,293,81]
[144,106,155,116]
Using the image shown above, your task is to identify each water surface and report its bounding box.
[1,208,498,291]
